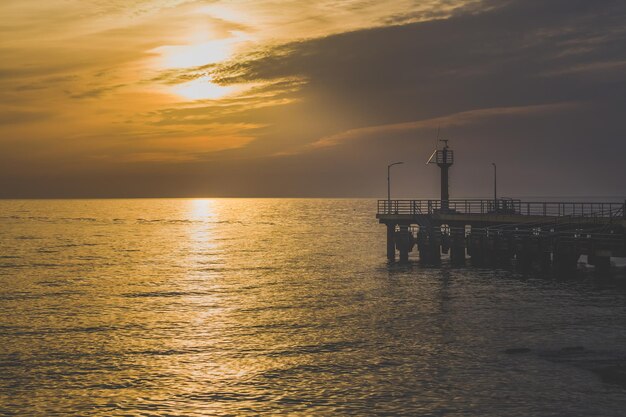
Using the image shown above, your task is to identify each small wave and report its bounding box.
[0,263,23,269]
[213,220,244,225]
[0,292,39,301]
[122,291,211,298]
[132,349,191,356]
[135,218,203,225]
[266,340,360,357]
[247,322,308,331]
[10,324,143,336]
[260,362,355,379]
[37,281,67,287]
[31,263,64,268]
[179,391,270,403]
[57,242,100,248]
[196,266,278,273]
[197,267,226,272]
[89,381,137,390]
[238,305,297,313]
[36,248,59,253]
[21,216,51,221]
[0,359,25,369]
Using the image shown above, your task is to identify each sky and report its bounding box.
[1,0,625,198]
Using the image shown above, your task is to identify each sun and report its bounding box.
[151,31,251,70]
[153,39,233,70]
[150,30,253,100]
[172,76,238,101]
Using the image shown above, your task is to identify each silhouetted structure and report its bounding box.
[379,145,626,275]
[427,139,454,212]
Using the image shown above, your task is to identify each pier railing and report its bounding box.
[377,199,625,219]
[403,224,625,245]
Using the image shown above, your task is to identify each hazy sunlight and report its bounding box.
[172,76,238,100]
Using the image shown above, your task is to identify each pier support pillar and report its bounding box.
[553,251,579,278]
[418,229,441,265]
[420,245,441,265]
[468,234,485,266]
[386,223,396,261]
[592,255,611,275]
[539,252,552,271]
[441,229,450,255]
[492,235,513,267]
[432,243,442,264]
[450,229,466,265]
[485,236,500,266]
[516,248,533,271]
[516,253,532,271]
[395,225,413,263]
[450,245,465,265]
[589,249,611,275]
[484,236,496,266]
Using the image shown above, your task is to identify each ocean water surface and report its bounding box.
[1,199,626,416]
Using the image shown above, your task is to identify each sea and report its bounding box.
[1,199,626,416]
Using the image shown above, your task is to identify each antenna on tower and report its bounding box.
[427,126,442,164]
[426,149,438,165]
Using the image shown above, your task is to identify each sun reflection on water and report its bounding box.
[185,199,221,270]
[189,198,215,220]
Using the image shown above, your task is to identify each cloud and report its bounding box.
[301,102,581,152]
[0,110,52,125]
[69,84,128,99]
[540,60,626,77]
[199,0,626,154]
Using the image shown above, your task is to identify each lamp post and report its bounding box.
[387,162,404,213]
[492,162,497,212]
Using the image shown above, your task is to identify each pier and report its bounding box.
[377,141,626,274]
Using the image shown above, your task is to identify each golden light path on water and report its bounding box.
[1,199,626,416]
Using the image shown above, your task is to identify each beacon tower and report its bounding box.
[427,139,454,212]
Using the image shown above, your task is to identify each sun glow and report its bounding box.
[154,39,231,69]
[172,76,238,100]
[152,31,251,70]
[152,29,254,100]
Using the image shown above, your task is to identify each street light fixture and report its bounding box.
[492,162,497,212]
[387,161,404,213]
